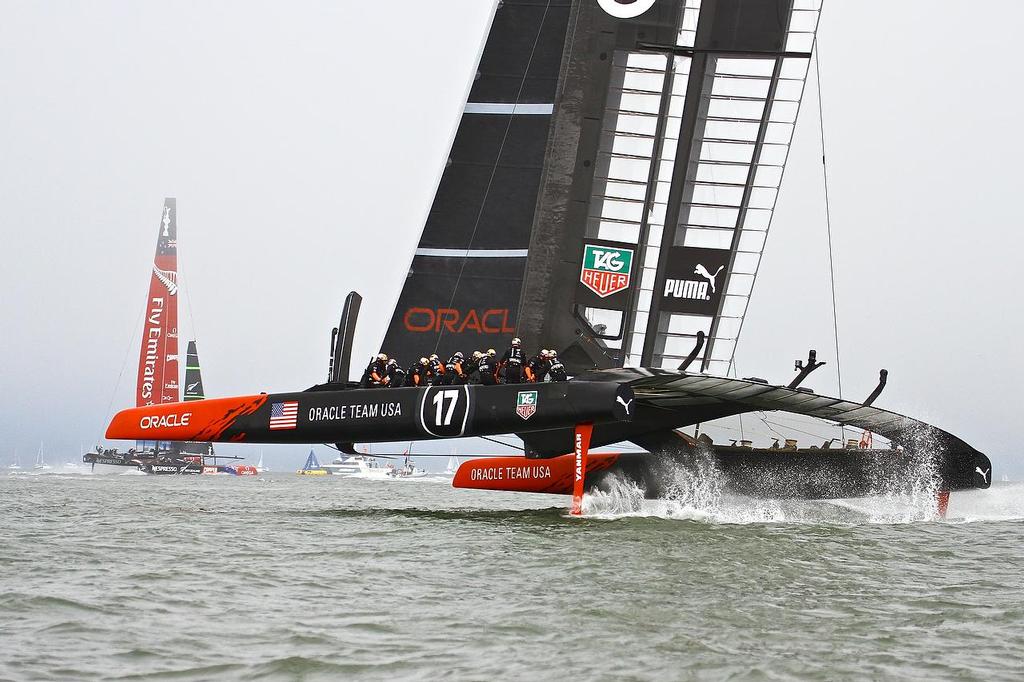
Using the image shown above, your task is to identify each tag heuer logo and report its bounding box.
[516,390,538,420]
[580,244,633,298]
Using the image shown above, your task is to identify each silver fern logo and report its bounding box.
[597,0,657,19]
[153,266,178,295]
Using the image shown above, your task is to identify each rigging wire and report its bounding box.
[95,302,147,447]
[177,241,200,350]
[433,0,553,355]
[814,39,845,442]
[480,435,525,452]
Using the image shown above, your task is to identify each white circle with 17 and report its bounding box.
[596,0,658,20]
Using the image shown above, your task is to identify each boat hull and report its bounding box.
[453,445,992,499]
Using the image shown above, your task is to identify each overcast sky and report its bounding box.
[1,1,1021,473]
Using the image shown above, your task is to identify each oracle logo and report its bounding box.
[403,308,515,335]
[597,0,657,19]
[139,412,192,430]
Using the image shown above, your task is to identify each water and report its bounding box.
[2,473,1023,680]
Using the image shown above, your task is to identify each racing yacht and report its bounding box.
[104,1,991,516]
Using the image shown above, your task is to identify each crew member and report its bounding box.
[463,351,482,383]
[546,350,567,382]
[443,352,466,385]
[524,350,549,383]
[359,354,390,388]
[500,337,524,384]
[405,357,431,387]
[427,354,446,385]
[478,349,497,386]
[386,359,405,388]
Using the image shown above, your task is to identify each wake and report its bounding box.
[580,455,1024,525]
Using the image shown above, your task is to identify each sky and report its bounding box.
[0,1,1021,474]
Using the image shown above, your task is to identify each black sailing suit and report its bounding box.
[547,357,568,382]
[500,345,524,384]
[405,363,429,387]
[359,358,389,388]
[427,357,446,385]
[524,355,549,383]
[387,362,406,388]
[443,355,466,385]
[462,357,480,384]
[477,354,497,386]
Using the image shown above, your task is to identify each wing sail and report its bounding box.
[518,0,822,375]
[136,198,179,407]
[380,0,572,363]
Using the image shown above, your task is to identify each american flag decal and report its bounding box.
[269,401,299,430]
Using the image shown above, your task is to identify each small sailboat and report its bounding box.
[296,450,327,476]
[445,453,460,476]
[34,442,52,471]
[256,450,267,473]
[7,450,21,471]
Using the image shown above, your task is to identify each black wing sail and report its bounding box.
[519,0,821,375]
[180,340,213,458]
[380,0,572,364]
[183,340,205,401]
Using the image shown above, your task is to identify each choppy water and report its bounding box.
[2,472,1023,680]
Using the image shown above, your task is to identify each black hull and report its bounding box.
[590,446,991,500]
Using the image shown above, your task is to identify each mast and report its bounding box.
[136,198,179,408]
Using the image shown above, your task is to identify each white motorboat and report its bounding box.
[321,454,391,479]
[387,458,428,479]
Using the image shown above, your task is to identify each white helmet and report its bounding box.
[512,337,522,346]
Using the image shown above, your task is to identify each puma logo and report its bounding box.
[616,395,634,415]
[694,264,725,294]
[976,466,990,484]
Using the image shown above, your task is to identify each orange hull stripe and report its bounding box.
[451,452,619,495]
[105,394,268,441]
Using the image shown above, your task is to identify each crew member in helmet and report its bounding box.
[500,337,524,384]
[477,349,498,386]
[546,350,567,382]
[386,358,405,388]
[427,354,446,385]
[443,352,466,385]
[524,350,550,383]
[463,351,482,383]
[359,354,390,388]
[405,357,431,387]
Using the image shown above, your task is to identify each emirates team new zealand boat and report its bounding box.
[104,1,990,512]
[87,199,256,476]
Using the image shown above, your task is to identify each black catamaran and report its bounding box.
[105,1,990,512]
